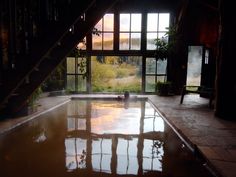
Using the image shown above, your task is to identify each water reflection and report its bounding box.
[65,100,165,175]
[0,99,215,177]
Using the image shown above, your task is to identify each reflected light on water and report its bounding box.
[91,102,141,134]
[0,99,215,177]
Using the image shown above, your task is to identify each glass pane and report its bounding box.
[77,58,86,74]
[205,49,209,64]
[147,13,158,31]
[157,76,166,82]
[103,33,113,50]
[92,34,102,50]
[94,19,102,31]
[91,56,142,93]
[120,14,130,31]
[146,58,156,74]
[77,75,86,92]
[131,33,141,50]
[157,59,167,74]
[67,57,75,74]
[159,13,170,31]
[158,32,167,39]
[131,14,141,32]
[67,75,75,91]
[186,46,203,86]
[147,33,157,50]
[119,33,129,50]
[145,76,156,92]
[104,14,114,31]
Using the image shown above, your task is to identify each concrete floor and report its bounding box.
[0,94,235,177]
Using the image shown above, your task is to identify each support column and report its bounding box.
[215,1,236,120]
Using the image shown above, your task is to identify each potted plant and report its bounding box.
[156,81,172,96]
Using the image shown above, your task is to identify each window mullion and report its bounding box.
[129,13,131,50]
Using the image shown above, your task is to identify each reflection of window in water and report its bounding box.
[117,138,139,175]
[67,100,87,116]
[65,100,165,174]
[67,100,87,131]
[65,138,87,171]
[144,102,164,133]
[92,138,112,173]
[143,139,164,172]
[67,118,86,131]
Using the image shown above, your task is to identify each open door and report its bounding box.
[186,45,215,98]
[186,46,203,86]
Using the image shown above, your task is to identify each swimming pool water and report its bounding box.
[0,99,215,177]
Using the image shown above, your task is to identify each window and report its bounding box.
[147,13,170,50]
[91,56,142,93]
[186,46,203,86]
[66,12,171,93]
[143,102,164,133]
[116,138,138,175]
[143,139,163,172]
[66,57,87,92]
[119,13,142,50]
[145,57,167,92]
[67,100,88,131]
[65,138,87,171]
[92,138,112,173]
[92,14,114,50]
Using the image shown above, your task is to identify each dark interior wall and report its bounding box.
[169,1,219,93]
[0,0,10,71]
[112,0,180,12]
[183,2,218,46]
[215,0,236,120]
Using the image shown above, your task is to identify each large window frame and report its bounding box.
[66,11,170,93]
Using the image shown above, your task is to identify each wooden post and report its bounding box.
[215,0,236,120]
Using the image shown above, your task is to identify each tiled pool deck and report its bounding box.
[0,94,235,177]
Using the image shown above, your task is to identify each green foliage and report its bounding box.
[92,80,141,93]
[91,59,141,93]
[92,61,116,84]
[154,25,178,60]
[28,87,42,107]
[154,38,168,60]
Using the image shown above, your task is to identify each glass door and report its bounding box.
[186,46,203,86]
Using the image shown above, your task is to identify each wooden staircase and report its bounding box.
[0,0,118,117]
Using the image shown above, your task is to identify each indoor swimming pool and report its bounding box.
[0,98,216,177]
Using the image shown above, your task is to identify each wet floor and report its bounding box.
[0,99,215,177]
